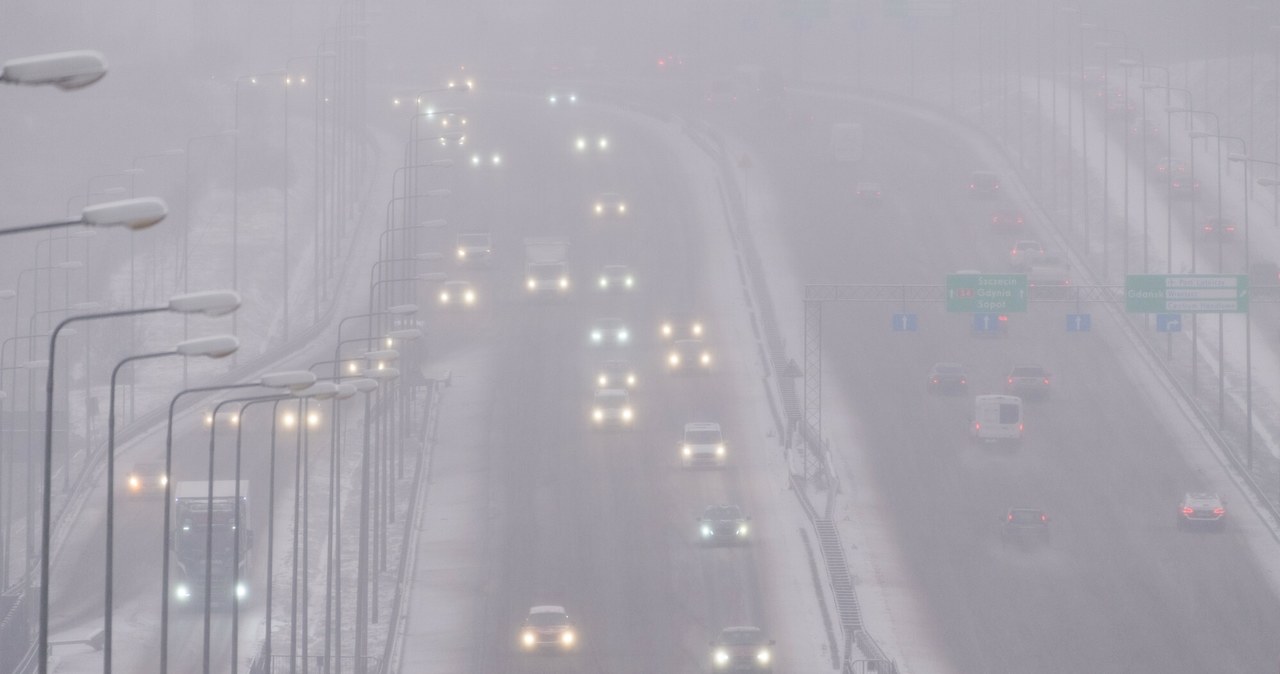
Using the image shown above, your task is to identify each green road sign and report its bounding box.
[946,274,1028,313]
[1125,274,1249,313]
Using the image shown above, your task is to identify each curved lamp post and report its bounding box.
[0,50,106,90]
[103,336,239,673]
[2,197,166,239]
[39,290,240,673]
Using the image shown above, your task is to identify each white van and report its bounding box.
[971,394,1023,443]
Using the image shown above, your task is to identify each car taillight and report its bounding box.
[1018,423,1024,431]
[1007,377,1014,384]
[1182,507,1194,515]
[998,315,1008,322]
[960,378,966,384]
[931,377,939,383]
[1213,507,1225,516]
[1040,514,1048,522]
[1007,513,1014,522]
[974,422,981,430]
[1043,378,1050,384]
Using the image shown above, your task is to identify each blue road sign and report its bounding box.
[1066,313,1092,332]
[892,313,918,332]
[972,313,1003,333]
[1156,313,1182,332]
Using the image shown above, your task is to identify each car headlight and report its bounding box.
[593,409,604,421]
[595,203,603,214]
[522,631,536,647]
[457,248,466,259]
[598,137,609,150]
[599,277,608,288]
[757,648,771,664]
[682,445,692,456]
[737,524,749,536]
[576,137,587,151]
[439,291,450,304]
[549,94,557,104]
[175,584,191,600]
[527,278,536,290]
[669,353,680,366]
[626,374,635,386]
[692,322,703,336]
[561,630,575,646]
[464,290,475,304]
[559,277,569,289]
[624,276,633,287]
[622,407,633,421]
[701,524,713,538]
[591,331,602,342]
[598,374,608,387]
[661,323,673,337]
[235,582,247,600]
[715,445,725,456]
[618,203,626,214]
[714,649,730,665]
[618,330,629,342]
[159,475,168,486]
[128,476,140,490]
[700,353,711,365]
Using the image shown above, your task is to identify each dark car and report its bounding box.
[1177,492,1226,531]
[968,171,1001,197]
[711,626,774,672]
[854,181,883,204]
[1005,364,1051,399]
[698,505,751,546]
[1002,508,1050,547]
[926,362,968,395]
[990,209,1025,229]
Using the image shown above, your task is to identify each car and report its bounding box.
[595,359,637,389]
[597,264,635,292]
[437,280,477,308]
[455,232,492,266]
[1005,364,1051,399]
[573,133,610,153]
[698,504,751,545]
[1081,65,1106,91]
[1178,492,1226,531]
[702,78,739,105]
[1100,86,1135,118]
[1154,156,1189,177]
[710,626,774,672]
[1200,216,1237,240]
[854,181,883,204]
[592,192,627,217]
[1008,240,1045,269]
[589,318,631,346]
[546,90,578,105]
[1249,261,1280,287]
[926,362,968,395]
[1129,117,1161,140]
[1002,508,1050,547]
[469,151,502,168]
[990,209,1025,229]
[1170,174,1201,200]
[591,389,634,428]
[125,461,168,498]
[667,338,712,373]
[968,171,1001,197]
[971,394,1023,443]
[660,313,705,340]
[681,421,726,468]
[519,605,577,652]
[1027,255,1070,286]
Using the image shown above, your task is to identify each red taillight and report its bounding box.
[1043,378,1050,385]
[1203,225,1213,232]
[1006,513,1014,522]
[998,315,1008,322]
[931,377,939,383]
[1018,423,1024,431]
[1016,216,1024,224]
[1182,507,1194,515]
[1011,248,1018,254]
[1007,377,1014,384]
[1213,507,1225,516]
[1040,514,1048,522]
[960,378,967,384]
[974,422,981,430]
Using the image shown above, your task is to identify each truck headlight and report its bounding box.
[700,353,711,365]
[626,374,635,386]
[599,277,608,288]
[682,445,692,456]
[692,322,703,336]
[617,330,629,342]
[757,648,771,664]
[522,631,536,647]
[561,630,575,646]
[591,331,602,342]
[559,277,569,289]
[160,475,168,486]
[527,278,536,290]
[595,203,603,214]
[128,476,140,490]
[598,374,608,387]
[593,409,604,422]
[624,276,633,287]
[737,524,749,536]
[661,323,673,337]
[621,407,633,421]
[715,445,725,456]
[618,203,626,214]
[668,353,680,366]
[175,584,191,600]
[714,649,730,665]
[439,291,450,304]
[464,290,475,304]
[457,248,466,259]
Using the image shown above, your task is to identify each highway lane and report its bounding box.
[422,89,800,673]
[715,92,1280,673]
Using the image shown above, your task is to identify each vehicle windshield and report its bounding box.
[935,364,964,375]
[1009,510,1043,524]
[527,612,568,627]
[596,393,627,408]
[704,506,742,519]
[686,430,721,444]
[457,234,489,247]
[719,629,763,645]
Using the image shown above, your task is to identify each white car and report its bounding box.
[455,232,492,266]
[593,193,627,217]
[519,605,577,652]
[591,389,634,428]
[590,318,630,346]
[681,422,726,468]
[574,134,610,153]
[598,264,635,292]
[547,91,578,105]
[437,280,477,308]
[595,359,637,389]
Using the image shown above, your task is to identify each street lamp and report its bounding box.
[38,290,241,673]
[1140,82,1192,273]
[1,197,166,238]
[1228,151,1257,474]
[102,336,238,674]
[157,368,315,674]
[355,366,399,672]
[0,50,106,90]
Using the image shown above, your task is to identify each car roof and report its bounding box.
[602,263,630,271]
[932,362,964,371]
[674,338,704,348]
[594,388,628,400]
[721,626,763,635]
[597,317,625,325]
[1008,507,1044,515]
[1184,492,1221,502]
[703,504,743,517]
[684,421,721,432]
[1011,363,1045,370]
[530,605,566,614]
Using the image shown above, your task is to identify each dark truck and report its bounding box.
[171,480,252,607]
